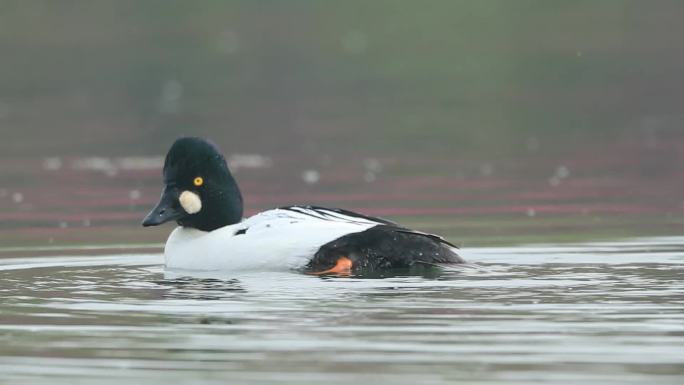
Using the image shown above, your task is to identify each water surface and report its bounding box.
[1,238,682,384]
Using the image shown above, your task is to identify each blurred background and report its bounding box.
[1,0,683,251]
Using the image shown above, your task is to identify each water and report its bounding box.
[3,2,684,383]
[1,144,683,384]
[1,126,683,385]
[1,238,682,384]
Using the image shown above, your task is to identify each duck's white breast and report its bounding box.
[164,208,379,272]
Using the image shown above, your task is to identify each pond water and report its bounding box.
[3,2,684,382]
[1,238,682,384]
[1,144,684,384]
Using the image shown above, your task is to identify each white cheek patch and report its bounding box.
[179,190,202,214]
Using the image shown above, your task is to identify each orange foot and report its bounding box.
[307,256,353,276]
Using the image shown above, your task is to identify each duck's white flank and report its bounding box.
[164,207,382,272]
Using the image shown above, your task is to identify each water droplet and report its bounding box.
[526,208,536,217]
[129,190,141,200]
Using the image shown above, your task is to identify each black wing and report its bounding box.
[307,224,464,273]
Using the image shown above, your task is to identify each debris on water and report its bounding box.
[480,163,494,177]
[549,165,570,187]
[72,157,117,175]
[301,169,320,184]
[12,192,23,203]
[363,158,383,173]
[71,156,164,176]
[555,165,570,179]
[228,154,272,171]
[360,158,382,183]
[129,189,142,201]
[43,157,63,171]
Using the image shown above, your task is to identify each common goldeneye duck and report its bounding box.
[142,137,464,274]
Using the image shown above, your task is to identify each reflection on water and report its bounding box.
[0,238,682,384]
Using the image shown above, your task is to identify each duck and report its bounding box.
[142,137,464,274]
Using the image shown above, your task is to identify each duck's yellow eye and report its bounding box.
[193,177,204,187]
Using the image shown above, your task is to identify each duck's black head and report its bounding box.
[142,137,243,231]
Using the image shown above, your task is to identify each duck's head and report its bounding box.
[142,137,243,231]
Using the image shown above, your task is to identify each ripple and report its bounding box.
[0,238,683,384]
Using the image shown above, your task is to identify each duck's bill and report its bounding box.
[142,188,184,227]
